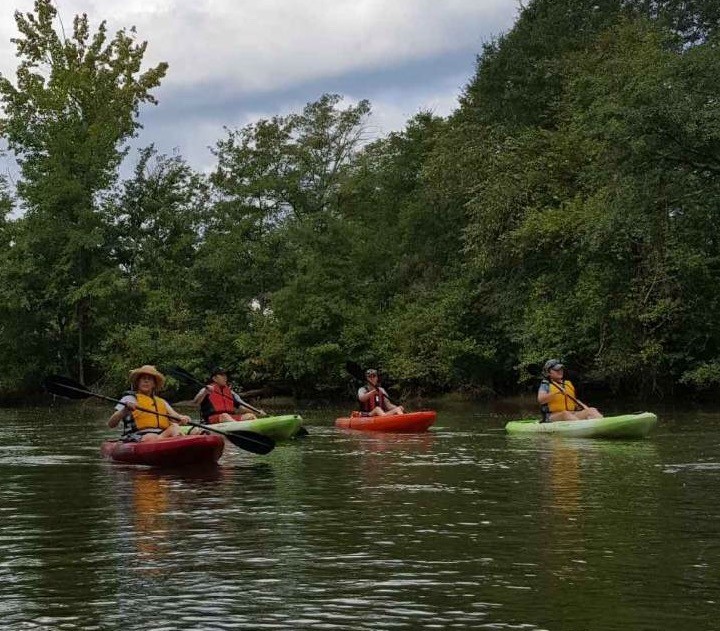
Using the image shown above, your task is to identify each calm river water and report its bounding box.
[0,398,718,630]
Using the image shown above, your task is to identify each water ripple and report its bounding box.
[0,406,717,629]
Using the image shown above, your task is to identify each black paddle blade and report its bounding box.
[295,426,310,438]
[166,366,202,386]
[225,430,276,455]
[345,360,364,382]
[187,421,275,455]
[44,375,93,400]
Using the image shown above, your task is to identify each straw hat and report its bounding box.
[129,365,166,389]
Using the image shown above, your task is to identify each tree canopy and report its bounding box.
[1,0,719,399]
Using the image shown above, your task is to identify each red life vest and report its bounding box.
[200,385,237,422]
[360,387,385,412]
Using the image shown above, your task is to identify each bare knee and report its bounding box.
[551,411,578,422]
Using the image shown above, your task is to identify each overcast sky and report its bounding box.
[0,0,519,176]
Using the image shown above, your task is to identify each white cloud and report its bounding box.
[1,1,518,173]
[132,75,469,174]
[1,0,515,92]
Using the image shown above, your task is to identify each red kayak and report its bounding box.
[101,435,225,467]
[335,411,436,432]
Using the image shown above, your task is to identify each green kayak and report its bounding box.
[505,412,657,438]
[181,414,304,440]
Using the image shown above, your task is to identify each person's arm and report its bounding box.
[108,408,124,428]
[357,386,375,404]
[192,386,211,405]
[380,387,398,410]
[108,395,135,428]
[537,381,553,405]
[165,402,191,424]
[232,390,266,416]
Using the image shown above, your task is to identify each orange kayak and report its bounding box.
[101,434,225,467]
[335,411,436,432]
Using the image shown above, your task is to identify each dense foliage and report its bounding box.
[0,0,718,399]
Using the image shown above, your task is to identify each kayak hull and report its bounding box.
[101,435,225,467]
[505,412,657,438]
[335,411,436,432]
[180,414,304,440]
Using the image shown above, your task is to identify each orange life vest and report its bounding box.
[130,392,171,431]
[541,379,581,413]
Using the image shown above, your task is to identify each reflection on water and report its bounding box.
[131,469,170,565]
[545,441,582,516]
[0,403,718,629]
[120,466,227,569]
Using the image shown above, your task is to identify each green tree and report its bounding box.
[200,95,372,389]
[96,147,210,388]
[0,0,167,386]
[463,18,720,393]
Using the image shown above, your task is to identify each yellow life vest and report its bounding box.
[545,379,580,413]
[131,393,171,430]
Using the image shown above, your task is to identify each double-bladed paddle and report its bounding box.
[345,360,365,382]
[43,375,275,455]
[168,366,309,437]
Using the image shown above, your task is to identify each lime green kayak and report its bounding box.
[181,414,304,440]
[505,412,657,438]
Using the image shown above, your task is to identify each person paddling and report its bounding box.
[357,368,405,416]
[192,367,266,423]
[108,365,192,441]
[537,359,602,422]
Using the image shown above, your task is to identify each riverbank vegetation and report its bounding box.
[1,0,718,400]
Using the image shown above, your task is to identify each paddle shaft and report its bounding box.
[54,382,189,422]
[550,380,588,411]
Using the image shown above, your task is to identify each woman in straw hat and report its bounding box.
[108,365,193,441]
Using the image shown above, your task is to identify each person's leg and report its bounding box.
[369,407,386,416]
[575,407,602,419]
[161,424,182,438]
[139,429,169,441]
[187,425,212,435]
[549,410,580,422]
[387,405,405,415]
